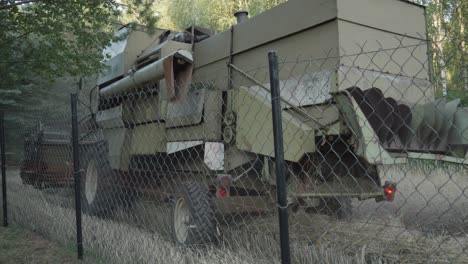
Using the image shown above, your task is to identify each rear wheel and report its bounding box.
[172,181,217,245]
[82,155,117,217]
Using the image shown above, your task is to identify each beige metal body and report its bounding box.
[92,0,468,205]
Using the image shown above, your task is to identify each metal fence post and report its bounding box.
[1,111,7,227]
[268,51,291,264]
[71,93,83,259]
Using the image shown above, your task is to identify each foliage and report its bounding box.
[1,1,119,80]
[156,0,287,32]
[415,0,468,103]
[118,0,160,32]
[0,0,159,134]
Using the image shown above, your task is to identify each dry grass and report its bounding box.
[0,226,88,264]
[4,163,468,264]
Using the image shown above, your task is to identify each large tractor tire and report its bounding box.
[81,154,117,217]
[172,181,217,245]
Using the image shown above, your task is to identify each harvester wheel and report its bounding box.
[82,155,116,217]
[319,197,352,220]
[172,182,217,245]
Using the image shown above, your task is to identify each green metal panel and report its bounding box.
[103,123,167,171]
[286,103,342,133]
[332,91,406,165]
[125,29,164,76]
[231,21,340,76]
[231,0,338,55]
[96,105,125,129]
[98,28,165,86]
[234,86,315,162]
[103,127,131,170]
[336,65,433,104]
[337,0,426,40]
[449,107,468,146]
[166,90,223,142]
[194,13,339,73]
[337,21,430,82]
[407,152,468,165]
[130,123,166,155]
[122,93,163,124]
[165,85,206,128]
[193,0,426,73]
[193,30,231,68]
[95,0,435,173]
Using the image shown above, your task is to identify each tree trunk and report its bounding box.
[433,0,448,95]
[459,4,468,91]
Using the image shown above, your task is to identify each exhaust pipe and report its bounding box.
[234,10,249,24]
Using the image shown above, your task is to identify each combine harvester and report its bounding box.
[21,0,467,245]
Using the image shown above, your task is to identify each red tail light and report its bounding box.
[218,188,228,198]
[383,181,397,201]
[215,174,232,198]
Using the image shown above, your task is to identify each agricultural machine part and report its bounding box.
[172,182,217,245]
[333,89,468,166]
[346,87,468,157]
[99,50,193,99]
[81,153,117,217]
[215,174,232,198]
[234,10,249,24]
[318,197,353,220]
[383,181,397,202]
[20,123,74,189]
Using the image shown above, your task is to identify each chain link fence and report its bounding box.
[2,36,468,264]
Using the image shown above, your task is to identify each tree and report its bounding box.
[0,0,159,110]
[0,0,159,160]
[156,0,287,32]
[412,0,467,103]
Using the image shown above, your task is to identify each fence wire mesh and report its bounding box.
[5,36,468,264]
